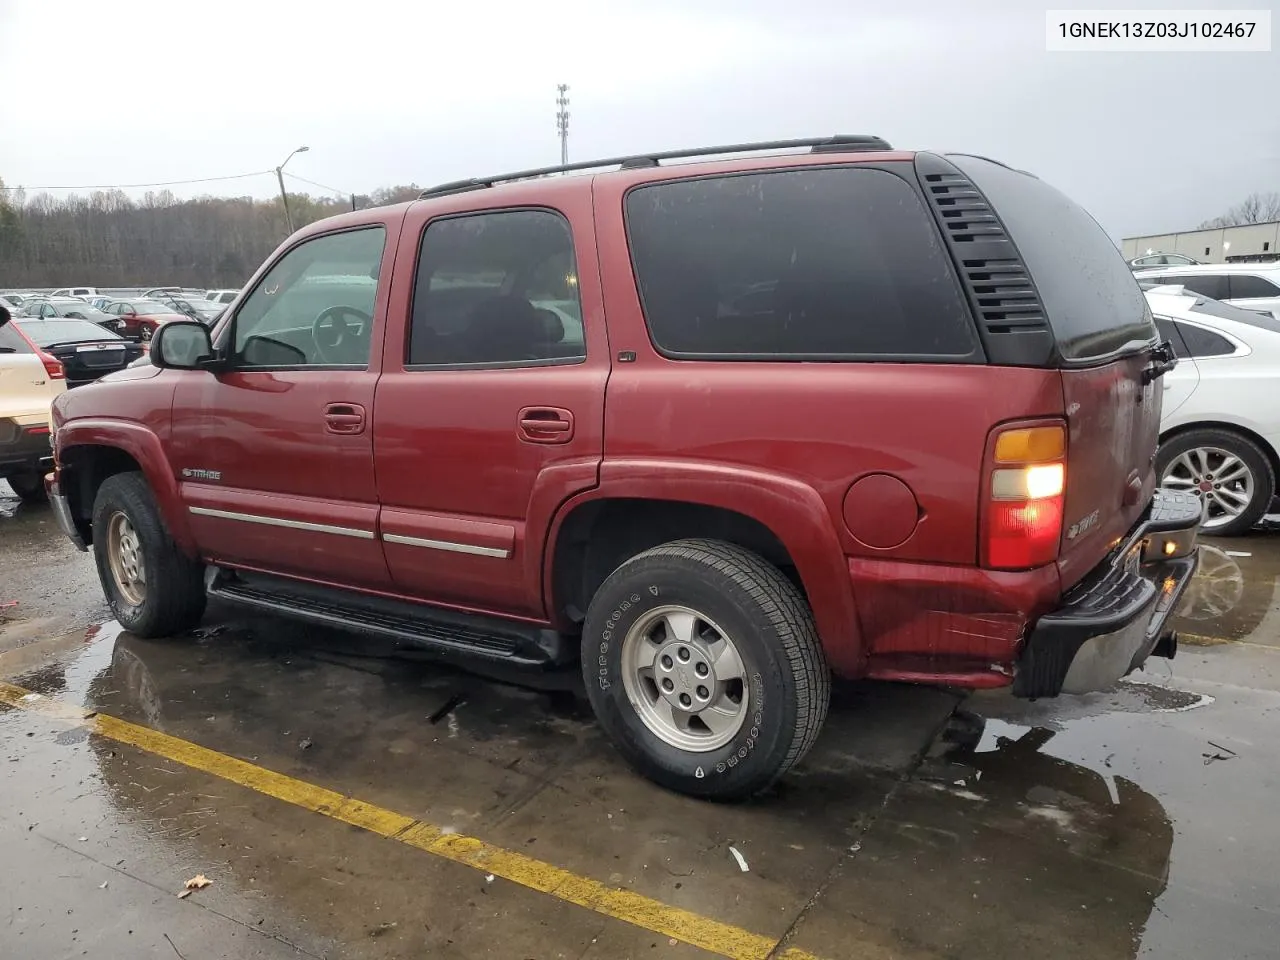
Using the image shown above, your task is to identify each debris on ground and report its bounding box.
[298,737,313,750]
[728,845,749,872]
[99,881,108,889]
[1203,740,1238,765]
[485,874,495,883]
[0,600,18,611]
[177,875,212,899]
[1225,550,1252,558]
[192,625,227,640]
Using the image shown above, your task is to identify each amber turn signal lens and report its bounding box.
[994,426,1066,464]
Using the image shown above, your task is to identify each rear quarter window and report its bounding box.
[625,166,978,360]
[1175,321,1236,358]
[0,325,34,354]
[949,156,1156,363]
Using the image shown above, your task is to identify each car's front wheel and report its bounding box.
[1157,428,1275,536]
[582,538,830,801]
[92,472,207,636]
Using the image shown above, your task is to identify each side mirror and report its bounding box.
[151,321,215,370]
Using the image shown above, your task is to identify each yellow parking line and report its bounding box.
[1178,632,1280,651]
[0,680,820,960]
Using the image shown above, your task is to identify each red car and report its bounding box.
[100,299,188,341]
[47,136,1200,799]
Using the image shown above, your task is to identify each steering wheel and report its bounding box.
[311,305,372,363]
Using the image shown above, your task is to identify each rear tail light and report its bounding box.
[985,424,1066,570]
[38,352,65,380]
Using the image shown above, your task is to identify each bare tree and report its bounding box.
[1198,191,1280,229]
[0,178,412,287]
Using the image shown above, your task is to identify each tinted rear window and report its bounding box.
[19,318,122,345]
[625,166,977,360]
[950,156,1156,363]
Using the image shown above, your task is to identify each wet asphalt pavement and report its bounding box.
[3,483,1280,960]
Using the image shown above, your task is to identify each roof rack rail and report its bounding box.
[417,135,893,199]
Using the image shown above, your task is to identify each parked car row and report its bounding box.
[1134,262,1280,320]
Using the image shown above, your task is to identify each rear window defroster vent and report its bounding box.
[920,165,1048,337]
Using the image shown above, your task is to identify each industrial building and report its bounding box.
[1122,220,1280,264]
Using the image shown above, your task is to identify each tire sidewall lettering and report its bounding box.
[596,593,642,691]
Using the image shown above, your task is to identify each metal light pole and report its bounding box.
[555,85,570,165]
[275,145,309,234]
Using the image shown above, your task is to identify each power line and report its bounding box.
[283,172,353,196]
[0,170,273,192]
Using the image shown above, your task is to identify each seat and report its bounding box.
[464,295,545,362]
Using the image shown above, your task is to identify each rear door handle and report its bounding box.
[518,407,574,444]
[324,402,366,435]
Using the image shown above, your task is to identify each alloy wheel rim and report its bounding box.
[106,511,147,606]
[1161,446,1255,531]
[620,604,749,753]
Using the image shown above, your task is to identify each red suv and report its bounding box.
[47,136,1200,799]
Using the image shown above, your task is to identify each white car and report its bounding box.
[50,286,99,298]
[0,308,66,502]
[203,289,239,304]
[1147,286,1280,535]
[1135,263,1280,318]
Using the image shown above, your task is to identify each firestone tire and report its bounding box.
[582,538,830,801]
[92,472,207,637]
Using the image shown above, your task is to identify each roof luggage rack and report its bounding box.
[418,135,893,199]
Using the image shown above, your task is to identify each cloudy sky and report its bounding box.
[0,0,1275,239]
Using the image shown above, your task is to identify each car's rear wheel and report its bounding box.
[92,472,206,636]
[6,472,48,504]
[1157,428,1275,536]
[582,538,830,801]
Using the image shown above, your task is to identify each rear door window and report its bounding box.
[947,155,1155,363]
[1174,274,1228,300]
[625,166,977,360]
[1228,275,1280,299]
[408,209,585,367]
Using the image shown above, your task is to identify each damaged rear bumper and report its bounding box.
[1013,489,1201,698]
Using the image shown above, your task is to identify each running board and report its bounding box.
[207,570,570,666]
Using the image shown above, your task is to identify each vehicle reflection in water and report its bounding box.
[1176,544,1245,622]
[881,712,1175,960]
[69,626,1175,960]
[1171,541,1280,645]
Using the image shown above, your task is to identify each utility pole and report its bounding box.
[275,145,309,234]
[555,84,570,165]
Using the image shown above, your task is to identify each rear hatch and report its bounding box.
[945,155,1163,589]
[18,318,140,384]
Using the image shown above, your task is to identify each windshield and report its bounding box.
[132,300,178,315]
[57,304,111,320]
[18,318,124,345]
